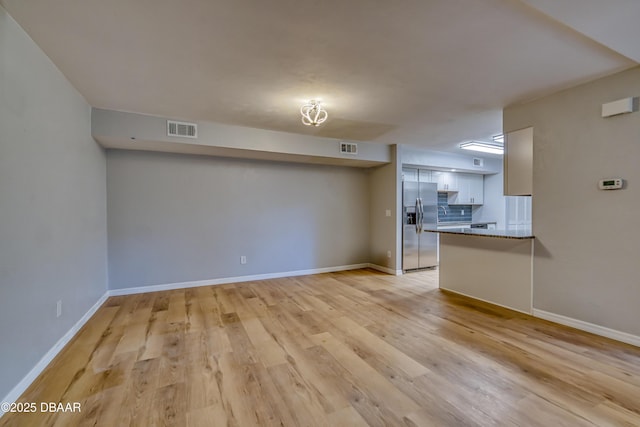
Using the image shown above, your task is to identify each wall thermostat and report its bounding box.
[598,178,623,190]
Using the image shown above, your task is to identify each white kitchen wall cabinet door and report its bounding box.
[418,169,432,183]
[504,127,533,196]
[469,173,484,204]
[451,173,484,205]
[402,168,431,183]
[402,167,418,182]
[432,171,458,192]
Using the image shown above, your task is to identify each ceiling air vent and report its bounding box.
[167,120,197,139]
[340,142,358,155]
[473,158,484,167]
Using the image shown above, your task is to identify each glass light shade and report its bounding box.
[460,141,504,155]
[300,100,328,126]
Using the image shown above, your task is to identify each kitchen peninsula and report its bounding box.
[424,227,534,314]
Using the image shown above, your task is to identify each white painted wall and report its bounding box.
[0,6,108,399]
[107,150,371,289]
[504,66,640,336]
[369,145,402,272]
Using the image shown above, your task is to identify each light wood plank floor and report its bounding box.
[2,269,640,426]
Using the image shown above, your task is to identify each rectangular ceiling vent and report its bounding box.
[473,157,484,167]
[167,120,197,138]
[340,142,358,155]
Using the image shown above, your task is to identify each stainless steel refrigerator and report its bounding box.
[403,173,438,271]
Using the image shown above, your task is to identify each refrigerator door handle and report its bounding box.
[415,198,420,233]
[418,197,423,232]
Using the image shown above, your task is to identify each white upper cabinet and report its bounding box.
[402,167,418,182]
[431,171,458,192]
[418,169,432,183]
[504,127,533,196]
[403,168,483,204]
[402,168,431,183]
[468,173,484,205]
[450,173,484,205]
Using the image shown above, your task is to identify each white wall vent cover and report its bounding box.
[473,158,484,167]
[601,97,635,118]
[340,142,358,155]
[167,120,198,138]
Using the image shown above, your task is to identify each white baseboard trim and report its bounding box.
[0,292,110,412]
[440,288,532,315]
[108,263,371,296]
[533,309,640,348]
[368,264,403,276]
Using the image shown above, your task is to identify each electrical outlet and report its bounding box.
[240,255,247,265]
[387,250,391,258]
[385,209,391,217]
[56,300,62,318]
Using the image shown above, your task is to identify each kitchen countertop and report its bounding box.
[423,227,534,240]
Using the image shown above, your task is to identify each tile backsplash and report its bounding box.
[438,192,471,223]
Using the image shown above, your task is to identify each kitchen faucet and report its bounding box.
[439,206,447,216]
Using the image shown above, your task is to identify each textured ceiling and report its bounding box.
[1,0,637,152]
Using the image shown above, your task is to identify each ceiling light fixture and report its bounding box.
[300,100,328,126]
[460,141,504,155]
